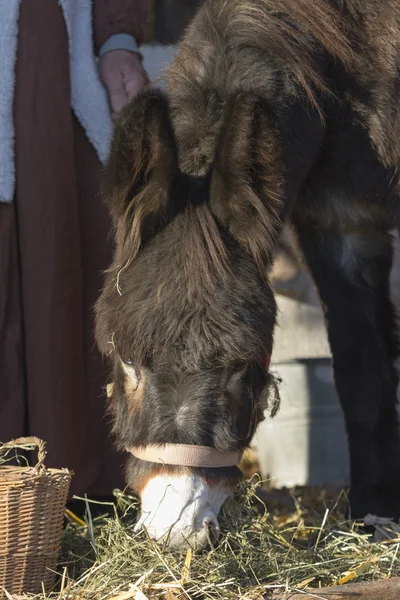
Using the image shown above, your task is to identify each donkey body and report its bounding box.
[96,0,400,548]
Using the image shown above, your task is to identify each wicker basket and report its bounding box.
[0,437,72,597]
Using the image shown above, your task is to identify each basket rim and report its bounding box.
[0,464,72,483]
[0,437,47,470]
[0,437,73,482]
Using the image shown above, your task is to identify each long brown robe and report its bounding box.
[0,0,148,499]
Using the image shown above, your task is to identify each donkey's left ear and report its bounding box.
[210,93,284,277]
[103,88,179,260]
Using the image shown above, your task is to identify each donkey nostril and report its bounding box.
[133,521,143,535]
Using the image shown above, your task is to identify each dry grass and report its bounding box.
[3,445,400,599]
[19,479,400,600]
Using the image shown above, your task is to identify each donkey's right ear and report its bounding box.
[103,88,179,260]
[210,93,284,278]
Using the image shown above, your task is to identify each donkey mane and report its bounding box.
[181,203,230,292]
[98,198,275,371]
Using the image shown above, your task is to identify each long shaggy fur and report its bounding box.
[96,0,400,521]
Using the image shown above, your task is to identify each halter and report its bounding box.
[127,444,244,467]
[126,354,272,468]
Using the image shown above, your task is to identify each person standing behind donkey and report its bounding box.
[0,0,149,508]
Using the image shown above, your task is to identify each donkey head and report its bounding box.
[95,89,283,549]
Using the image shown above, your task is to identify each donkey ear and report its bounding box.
[104,89,178,260]
[210,93,283,277]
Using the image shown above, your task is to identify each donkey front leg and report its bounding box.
[293,222,400,521]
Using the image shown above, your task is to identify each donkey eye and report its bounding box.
[121,358,139,390]
[119,355,135,370]
[122,359,135,372]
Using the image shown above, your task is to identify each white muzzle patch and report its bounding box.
[134,473,231,550]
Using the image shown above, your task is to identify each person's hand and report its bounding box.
[99,50,149,120]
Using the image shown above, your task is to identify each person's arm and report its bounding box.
[94,0,150,118]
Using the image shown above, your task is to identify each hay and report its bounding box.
[32,478,400,600]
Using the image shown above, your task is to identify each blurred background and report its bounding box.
[147,0,203,44]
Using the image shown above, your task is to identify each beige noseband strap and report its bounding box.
[127,444,244,468]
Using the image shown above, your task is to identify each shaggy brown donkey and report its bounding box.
[95,0,400,548]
